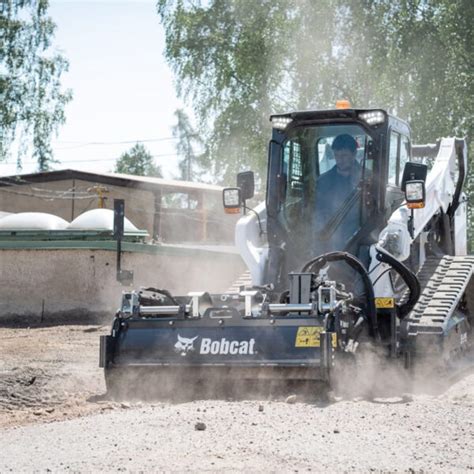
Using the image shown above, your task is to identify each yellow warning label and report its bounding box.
[375,297,395,309]
[295,327,337,348]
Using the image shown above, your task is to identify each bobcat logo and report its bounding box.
[174,335,198,356]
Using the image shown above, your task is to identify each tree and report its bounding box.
[348,0,474,142]
[0,0,72,171]
[157,0,395,182]
[172,109,203,181]
[158,0,473,245]
[158,0,473,172]
[158,0,298,183]
[347,0,474,247]
[114,143,163,177]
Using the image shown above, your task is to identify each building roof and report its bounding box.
[0,169,223,193]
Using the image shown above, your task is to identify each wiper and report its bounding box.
[318,187,361,241]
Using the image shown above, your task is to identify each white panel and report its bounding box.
[68,209,138,231]
[0,212,69,230]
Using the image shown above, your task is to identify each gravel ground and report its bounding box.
[1,324,473,472]
[1,377,473,473]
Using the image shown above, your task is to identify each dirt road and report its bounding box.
[1,323,473,472]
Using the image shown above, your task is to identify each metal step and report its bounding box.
[226,270,252,293]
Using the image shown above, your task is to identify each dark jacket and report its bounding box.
[314,163,362,251]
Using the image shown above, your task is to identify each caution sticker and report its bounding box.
[375,297,395,309]
[295,327,336,348]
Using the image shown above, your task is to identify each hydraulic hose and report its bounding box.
[374,245,420,318]
[300,251,379,339]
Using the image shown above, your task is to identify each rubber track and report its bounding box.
[406,255,474,336]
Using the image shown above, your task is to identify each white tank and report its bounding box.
[67,208,139,232]
[0,212,69,230]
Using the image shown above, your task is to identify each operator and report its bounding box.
[314,133,362,250]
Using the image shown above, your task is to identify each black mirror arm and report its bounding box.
[243,204,265,236]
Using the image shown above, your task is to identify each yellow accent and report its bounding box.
[295,327,337,348]
[375,297,395,309]
[336,99,351,109]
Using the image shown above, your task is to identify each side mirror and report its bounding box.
[237,171,255,201]
[401,162,427,191]
[404,180,426,209]
[223,187,242,214]
[401,162,428,210]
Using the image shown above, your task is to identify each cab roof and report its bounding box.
[270,108,410,136]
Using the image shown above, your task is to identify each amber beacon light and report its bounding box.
[335,99,351,109]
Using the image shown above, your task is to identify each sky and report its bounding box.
[0,0,186,179]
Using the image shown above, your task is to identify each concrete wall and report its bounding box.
[0,247,246,323]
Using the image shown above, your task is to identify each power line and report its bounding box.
[0,186,97,201]
[0,152,184,166]
[54,136,179,150]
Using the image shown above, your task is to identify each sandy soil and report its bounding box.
[1,323,473,472]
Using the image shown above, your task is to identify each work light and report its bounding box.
[271,116,293,130]
[359,110,385,125]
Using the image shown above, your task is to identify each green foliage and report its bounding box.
[115,143,163,178]
[349,0,474,142]
[172,108,203,181]
[158,0,473,244]
[158,1,472,160]
[158,0,295,183]
[0,0,72,171]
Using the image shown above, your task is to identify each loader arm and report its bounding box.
[410,137,468,247]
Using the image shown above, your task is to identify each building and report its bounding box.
[0,169,236,244]
[0,170,245,321]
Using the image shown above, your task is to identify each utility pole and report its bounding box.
[113,199,133,285]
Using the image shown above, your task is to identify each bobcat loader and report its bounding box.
[100,103,473,396]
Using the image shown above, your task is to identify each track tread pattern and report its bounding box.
[406,255,474,336]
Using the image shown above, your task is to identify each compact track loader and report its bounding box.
[100,104,473,395]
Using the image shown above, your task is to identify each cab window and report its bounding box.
[389,131,411,186]
[389,131,399,185]
[282,140,303,197]
[399,135,410,183]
